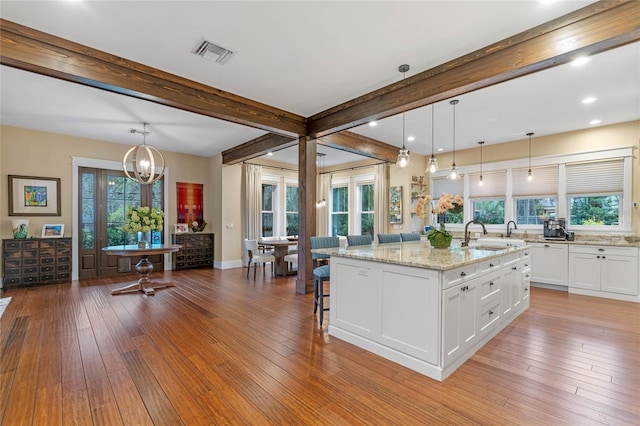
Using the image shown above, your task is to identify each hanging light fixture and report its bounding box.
[526,132,534,181]
[425,104,439,174]
[123,123,165,185]
[396,64,411,168]
[478,141,485,186]
[316,153,327,208]
[448,99,459,180]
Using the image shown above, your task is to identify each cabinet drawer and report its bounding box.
[40,248,55,256]
[3,240,22,250]
[502,252,521,266]
[479,301,502,337]
[23,258,38,265]
[479,257,501,273]
[23,266,39,275]
[477,272,501,305]
[41,257,55,264]
[23,240,39,250]
[4,268,21,276]
[41,265,55,273]
[443,264,478,289]
[4,258,21,268]
[57,256,71,264]
[569,245,638,257]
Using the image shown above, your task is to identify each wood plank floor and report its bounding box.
[1,268,638,425]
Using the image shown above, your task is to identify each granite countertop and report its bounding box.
[312,241,528,271]
[522,238,640,248]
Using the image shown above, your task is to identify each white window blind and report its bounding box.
[513,165,558,196]
[468,170,506,198]
[566,159,623,194]
[431,177,463,198]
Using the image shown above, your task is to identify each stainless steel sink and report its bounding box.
[471,238,527,248]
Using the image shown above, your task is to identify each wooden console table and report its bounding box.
[102,244,181,295]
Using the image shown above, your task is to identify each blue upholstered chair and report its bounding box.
[310,236,340,326]
[377,233,402,244]
[346,235,373,247]
[400,232,421,242]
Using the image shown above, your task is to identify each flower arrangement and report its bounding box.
[427,193,464,248]
[191,220,207,233]
[415,195,433,219]
[123,206,164,233]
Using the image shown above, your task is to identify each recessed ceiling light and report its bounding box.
[369,121,377,127]
[582,96,597,104]
[590,119,601,125]
[407,136,415,142]
[571,57,590,67]
[437,148,444,152]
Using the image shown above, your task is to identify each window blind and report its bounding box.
[512,165,558,196]
[566,159,623,194]
[431,177,463,198]
[468,170,506,198]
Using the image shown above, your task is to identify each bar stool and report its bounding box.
[313,264,331,326]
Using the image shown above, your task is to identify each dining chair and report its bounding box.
[346,234,373,246]
[400,232,421,242]
[244,239,275,279]
[310,236,340,327]
[377,233,402,244]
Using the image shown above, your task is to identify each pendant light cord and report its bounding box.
[430,105,435,156]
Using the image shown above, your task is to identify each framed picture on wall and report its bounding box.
[389,186,403,224]
[9,175,61,216]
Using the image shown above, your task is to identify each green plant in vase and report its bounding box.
[427,193,464,249]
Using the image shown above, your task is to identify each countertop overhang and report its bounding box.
[312,241,528,271]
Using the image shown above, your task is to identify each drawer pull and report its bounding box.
[489,281,494,286]
[598,248,605,252]
[489,263,494,268]
[489,310,494,315]
[460,271,466,277]
[544,244,550,248]
[512,267,517,270]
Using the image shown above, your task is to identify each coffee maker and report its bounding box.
[544,219,566,240]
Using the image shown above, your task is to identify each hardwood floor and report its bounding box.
[1,268,638,425]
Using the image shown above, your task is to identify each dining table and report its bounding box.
[259,239,298,276]
[102,243,181,295]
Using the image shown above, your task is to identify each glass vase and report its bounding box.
[12,219,29,239]
[137,231,151,248]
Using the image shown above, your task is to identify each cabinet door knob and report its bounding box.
[525,287,529,292]
[602,256,606,259]
[597,255,600,259]
[460,271,466,277]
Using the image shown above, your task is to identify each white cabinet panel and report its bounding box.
[530,242,568,285]
[442,280,477,367]
[569,246,639,297]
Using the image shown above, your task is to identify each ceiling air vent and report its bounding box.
[192,39,236,65]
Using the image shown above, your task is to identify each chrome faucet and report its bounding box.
[506,220,518,238]
[462,220,488,247]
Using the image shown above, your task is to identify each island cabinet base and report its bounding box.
[328,250,530,382]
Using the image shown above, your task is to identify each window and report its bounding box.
[285,185,298,236]
[469,170,506,224]
[262,183,276,237]
[513,166,558,224]
[566,159,623,227]
[431,177,464,224]
[331,186,349,236]
[357,183,374,235]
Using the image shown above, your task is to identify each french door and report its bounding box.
[78,167,163,279]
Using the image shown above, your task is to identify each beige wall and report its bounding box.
[1,125,214,244]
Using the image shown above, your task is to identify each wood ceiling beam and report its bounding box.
[318,131,399,164]
[222,133,297,165]
[307,1,640,137]
[0,18,307,137]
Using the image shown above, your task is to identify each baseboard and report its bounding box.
[531,282,568,292]
[215,259,243,269]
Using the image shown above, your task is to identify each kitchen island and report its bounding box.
[312,241,531,381]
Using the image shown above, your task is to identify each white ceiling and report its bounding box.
[1,1,638,167]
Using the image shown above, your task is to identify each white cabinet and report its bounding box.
[569,246,639,297]
[442,279,478,366]
[529,242,568,285]
[500,248,530,319]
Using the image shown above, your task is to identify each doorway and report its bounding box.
[78,167,164,279]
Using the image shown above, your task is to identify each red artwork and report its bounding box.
[176,182,203,225]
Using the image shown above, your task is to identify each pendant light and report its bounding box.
[425,104,439,174]
[526,132,534,181]
[448,99,459,180]
[478,141,485,186]
[123,123,166,185]
[396,64,410,168]
[316,153,327,208]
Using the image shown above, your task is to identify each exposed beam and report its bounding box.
[318,131,398,164]
[0,18,307,137]
[307,1,640,137]
[222,133,297,165]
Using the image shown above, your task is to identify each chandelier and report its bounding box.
[123,123,166,185]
